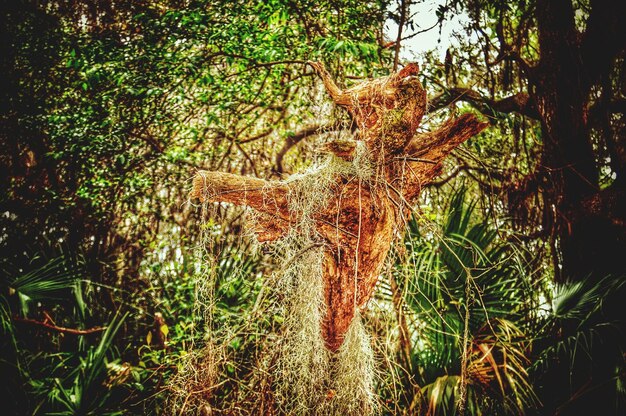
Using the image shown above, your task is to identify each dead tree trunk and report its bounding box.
[190,62,488,352]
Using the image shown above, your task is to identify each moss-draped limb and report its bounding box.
[190,63,488,351]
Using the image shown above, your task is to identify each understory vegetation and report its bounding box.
[1,1,625,415]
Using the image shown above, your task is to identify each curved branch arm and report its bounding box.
[405,113,489,158]
[401,113,489,201]
[275,122,344,174]
[307,61,351,105]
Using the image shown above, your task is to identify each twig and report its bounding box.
[393,0,411,71]
[395,156,438,164]
[13,316,106,335]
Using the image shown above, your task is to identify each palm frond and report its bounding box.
[390,186,539,414]
[3,255,81,316]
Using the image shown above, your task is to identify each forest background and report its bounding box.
[1,0,625,415]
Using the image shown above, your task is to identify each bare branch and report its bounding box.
[483,9,534,76]
[393,0,410,71]
[401,113,489,200]
[275,122,344,174]
[429,87,539,119]
[14,316,106,335]
[307,61,350,105]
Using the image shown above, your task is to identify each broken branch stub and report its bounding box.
[308,61,427,156]
[191,62,488,351]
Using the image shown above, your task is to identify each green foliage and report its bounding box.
[0,250,136,415]
[32,313,129,416]
[4,256,81,316]
[2,0,624,415]
[530,276,626,414]
[386,187,539,415]
[2,1,388,408]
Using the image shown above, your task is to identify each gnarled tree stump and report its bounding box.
[191,62,488,352]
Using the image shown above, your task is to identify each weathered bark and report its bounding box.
[191,62,488,351]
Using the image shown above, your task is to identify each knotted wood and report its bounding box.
[190,62,488,351]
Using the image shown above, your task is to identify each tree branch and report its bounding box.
[429,87,539,119]
[486,10,534,76]
[307,61,350,105]
[13,316,106,335]
[393,0,410,71]
[401,113,489,200]
[190,171,291,221]
[405,113,489,161]
[275,122,343,174]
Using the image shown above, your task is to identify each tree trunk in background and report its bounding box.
[534,0,626,282]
